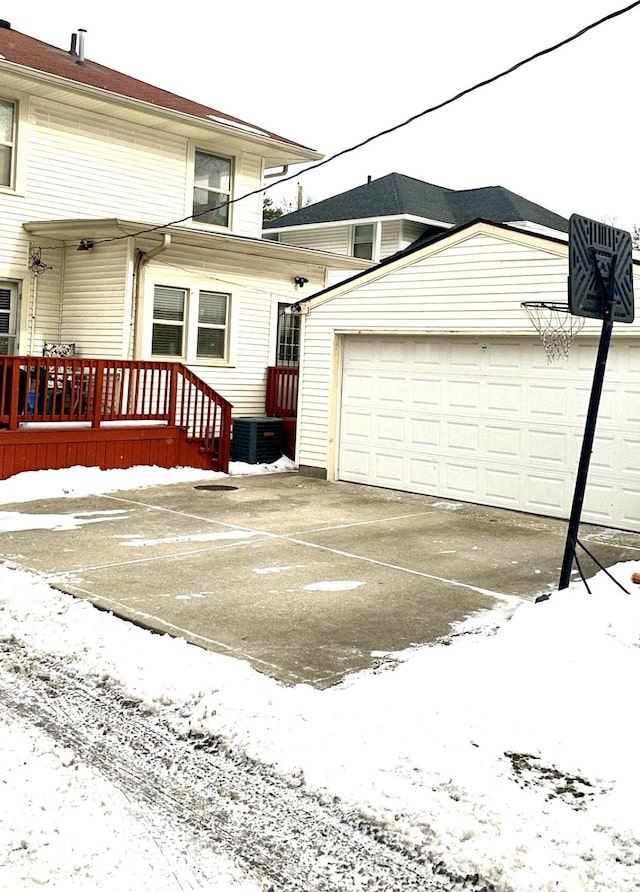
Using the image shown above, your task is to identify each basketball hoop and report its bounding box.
[521,301,585,363]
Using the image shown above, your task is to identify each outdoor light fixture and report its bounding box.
[294,275,308,288]
[77,239,94,251]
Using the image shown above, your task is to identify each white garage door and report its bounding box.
[338,335,640,531]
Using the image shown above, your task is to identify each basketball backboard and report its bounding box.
[568,214,634,323]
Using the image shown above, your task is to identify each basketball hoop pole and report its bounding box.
[558,254,616,591]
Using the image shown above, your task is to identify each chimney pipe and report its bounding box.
[76,28,87,66]
[69,33,78,56]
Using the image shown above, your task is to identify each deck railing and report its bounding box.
[0,356,232,469]
[265,365,299,417]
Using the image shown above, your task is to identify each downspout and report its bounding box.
[131,233,171,358]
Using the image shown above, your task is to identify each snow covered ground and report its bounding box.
[1,463,639,890]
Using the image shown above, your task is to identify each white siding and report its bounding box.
[28,247,64,352]
[400,220,429,250]
[26,98,187,223]
[143,245,326,416]
[276,226,351,255]
[0,91,272,292]
[379,220,402,258]
[59,241,133,358]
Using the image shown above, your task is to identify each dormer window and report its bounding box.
[352,223,375,260]
[193,150,232,227]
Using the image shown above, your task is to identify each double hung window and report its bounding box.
[352,223,375,260]
[193,151,232,227]
[0,98,16,188]
[151,285,229,361]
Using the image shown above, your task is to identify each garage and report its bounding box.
[338,334,640,531]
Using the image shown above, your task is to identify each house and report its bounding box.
[263,172,570,263]
[290,219,640,533]
[0,21,367,476]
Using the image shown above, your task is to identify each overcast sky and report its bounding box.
[4,0,639,229]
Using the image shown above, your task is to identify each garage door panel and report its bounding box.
[485,468,521,503]
[378,374,407,404]
[340,447,372,479]
[486,425,520,458]
[341,408,373,441]
[447,379,481,410]
[342,372,374,403]
[375,413,405,444]
[528,383,568,419]
[408,457,439,489]
[446,421,480,453]
[444,463,480,497]
[524,473,567,512]
[410,376,442,409]
[372,452,405,486]
[486,381,522,413]
[338,336,640,531]
[411,418,441,448]
[526,429,570,466]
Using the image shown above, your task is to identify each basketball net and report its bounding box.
[521,302,585,363]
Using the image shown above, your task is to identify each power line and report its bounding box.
[81,0,640,247]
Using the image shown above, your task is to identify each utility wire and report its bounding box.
[80,0,640,247]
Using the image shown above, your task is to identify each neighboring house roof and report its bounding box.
[264,172,570,233]
[0,21,311,151]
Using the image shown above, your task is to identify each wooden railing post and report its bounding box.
[91,361,104,428]
[168,363,179,427]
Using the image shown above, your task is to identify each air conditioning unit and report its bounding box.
[232,417,284,463]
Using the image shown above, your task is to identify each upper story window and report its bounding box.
[352,223,375,260]
[151,285,230,362]
[193,150,232,227]
[0,282,18,354]
[0,98,16,188]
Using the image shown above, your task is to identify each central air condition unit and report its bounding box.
[232,417,284,463]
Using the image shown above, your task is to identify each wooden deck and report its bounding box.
[0,357,232,479]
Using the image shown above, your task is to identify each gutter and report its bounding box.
[131,233,171,357]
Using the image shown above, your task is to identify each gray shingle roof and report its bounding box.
[264,173,569,233]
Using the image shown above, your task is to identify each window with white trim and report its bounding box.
[196,291,228,359]
[0,98,16,188]
[352,223,375,260]
[151,285,230,361]
[0,282,18,354]
[193,150,232,227]
[276,303,300,366]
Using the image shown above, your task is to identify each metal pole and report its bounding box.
[558,254,616,590]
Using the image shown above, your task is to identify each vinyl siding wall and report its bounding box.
[144,245,327,417]
[0,91,268,283]
[297,229,639,472]
[276,226,351,255]
[59,240,133,358]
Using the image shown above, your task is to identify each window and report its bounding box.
[151,285,230,361]
[276,304,300,366]
[193,150,232,227]
[0,282,18,354]
[352,223,375,260]
[152,286,185,357]
[0,98,16,188]
[196,291,228,359]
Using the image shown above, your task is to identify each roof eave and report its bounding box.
[23,218,372,267]
[2,59,322,167]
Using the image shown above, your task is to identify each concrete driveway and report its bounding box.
[3,472,639,687]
